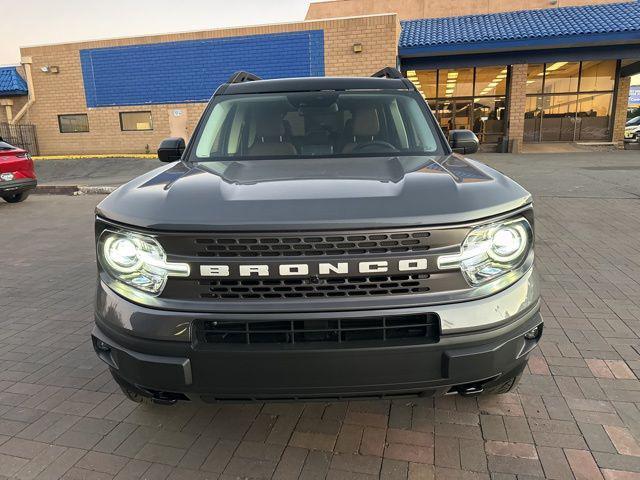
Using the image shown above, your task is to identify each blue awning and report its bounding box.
[399,2,640,57]
[0,67,28,96]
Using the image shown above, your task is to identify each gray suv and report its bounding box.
[92,68,542,404]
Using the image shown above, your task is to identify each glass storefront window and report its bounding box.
[524,96,543,142]
[406,70,437,99]
[437,68,473,98]
[576,93,613,141]
[475,66,507,97]
[543,62,580,94]
[472,97,506,144]
[524,60,618,142]
[526,64,544,94]
[540,95,578,142]
[579,61,616,92]
[406,66,508,144]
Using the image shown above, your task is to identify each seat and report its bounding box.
[342,107,380,153]
[248,112,297,156]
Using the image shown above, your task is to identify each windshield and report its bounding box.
[190,91,445,161]
[627,116,640,127]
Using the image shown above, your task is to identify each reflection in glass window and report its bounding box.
[406,70,436,99]
[543,62,580,94]
[58,114,89,133]
[526,64,544,95]
[524,60,618,142]
[577,93,613,141]
[120,111,153,131]
[540,95,578,142]
[437,68,473,98]
[472,97,506,144]
[579,61,616,92]
[524,96,543,142]
[405,66,508,144]
[474,67,507,97]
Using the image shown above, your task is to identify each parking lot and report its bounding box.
[1,152,640,479]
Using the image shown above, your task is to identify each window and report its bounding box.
[58,114,89,133]
[120,111,153,131]
[524,61,618,142]
[406,66,508,144]
[191,91,444,161]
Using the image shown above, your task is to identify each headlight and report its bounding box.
[98,230,189,295]
[438,217,533,286]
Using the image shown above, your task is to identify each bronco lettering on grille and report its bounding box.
[199,258,428,277]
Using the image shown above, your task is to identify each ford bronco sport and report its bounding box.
[92,68,542,404]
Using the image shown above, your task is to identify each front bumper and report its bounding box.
[0,178,37,195]
[93,268,542,401]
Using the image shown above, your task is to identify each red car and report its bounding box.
[0,139,37,203]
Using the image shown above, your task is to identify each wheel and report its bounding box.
[2,191,30,203]
[481,366,525,396]
[110,370,153,405]
[119,384,154,405]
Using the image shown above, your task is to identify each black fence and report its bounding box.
[0,123,39,156]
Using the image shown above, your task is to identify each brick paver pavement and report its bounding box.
[1,160,640,479]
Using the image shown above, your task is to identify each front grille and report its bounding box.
[198,273,431,300]
[194,313,440,346]
[191,231,433,257]
[156,226,472,302]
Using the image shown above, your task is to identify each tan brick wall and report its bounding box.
[20,15,399,155]
[613,75,631,147]
[306,0,631,20]
[0,95,28,124]
[506,64,528,153]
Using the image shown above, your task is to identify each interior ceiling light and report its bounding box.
[546,62,568,72]
[447,72,459,79]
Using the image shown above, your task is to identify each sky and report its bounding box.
[0,0,316,65]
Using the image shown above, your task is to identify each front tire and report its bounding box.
[481,363,526,395]
[110,370,153,405]
[2,191,30,203]
[119,385,154,405]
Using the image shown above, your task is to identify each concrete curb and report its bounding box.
[35,185,117,195]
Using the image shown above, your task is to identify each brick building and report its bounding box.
[0,0,639,155]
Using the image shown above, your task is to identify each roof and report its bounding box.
[222,76,412,95]
[399,1,640,55]
[0,67,28,96]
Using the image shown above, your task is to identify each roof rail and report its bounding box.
[227,71,262,84]
[371,67,404,79]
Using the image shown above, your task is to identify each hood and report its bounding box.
[97,155,532,231]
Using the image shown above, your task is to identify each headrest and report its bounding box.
[254,112,285,139]
[352,107,380,137]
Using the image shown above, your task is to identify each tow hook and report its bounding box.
[455,385,484,397]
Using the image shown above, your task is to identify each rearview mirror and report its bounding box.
[449,130,479,155]
[158,137,186,162]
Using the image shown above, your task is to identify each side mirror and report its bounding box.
[157,137,186,162]
[449,130,479,155]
